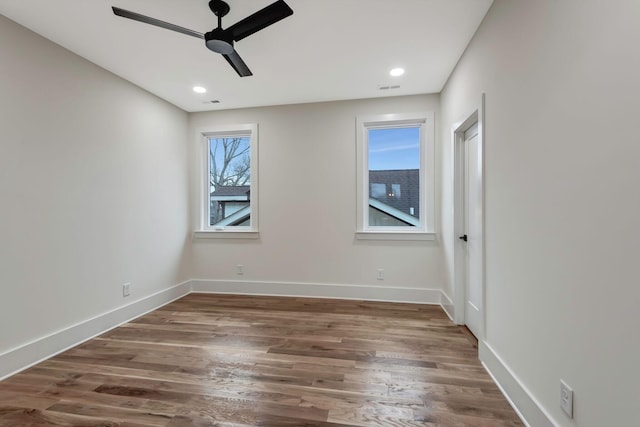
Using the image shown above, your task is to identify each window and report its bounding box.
[356,113,435,239]
[197,124,258,236]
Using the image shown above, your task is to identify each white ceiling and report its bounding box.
[0,0,493,112]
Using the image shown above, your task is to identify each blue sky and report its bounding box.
[368,127,420,170]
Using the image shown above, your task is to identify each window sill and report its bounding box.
[193,230,260,240]
[355,231,436,241]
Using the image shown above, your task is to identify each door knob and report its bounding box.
[459,234,468,242]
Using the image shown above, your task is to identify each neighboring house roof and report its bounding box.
[213,205,250,227]
[369,198,420,227]
[368,169,419,218]
[211,185,250,201]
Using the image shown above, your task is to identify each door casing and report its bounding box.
[452,94,486,338]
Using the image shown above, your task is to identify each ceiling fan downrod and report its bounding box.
[206,0,234,54]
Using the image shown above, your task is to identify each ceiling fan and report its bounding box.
[112,0,294,77]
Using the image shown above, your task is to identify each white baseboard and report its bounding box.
[191,279,442,305]
[479,340,557,427]
[0,281,192,381]
[0,279,443,381]
[440,290,455,321]
[0,277,558,427]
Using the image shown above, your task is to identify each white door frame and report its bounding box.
[452,94,486,338]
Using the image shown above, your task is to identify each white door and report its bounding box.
[463,123,483,338]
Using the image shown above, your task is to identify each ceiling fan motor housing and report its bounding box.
[205,28,234,54]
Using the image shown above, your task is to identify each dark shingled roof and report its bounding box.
[368,169,419,219]
[211,185,250,197]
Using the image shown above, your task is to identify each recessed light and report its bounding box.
[390,68,405,77]
[193,86,207,94]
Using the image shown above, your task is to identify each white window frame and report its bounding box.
[194,123,259,239]
[356,112,435,241]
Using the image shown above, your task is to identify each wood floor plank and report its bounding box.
[0,294,523,426]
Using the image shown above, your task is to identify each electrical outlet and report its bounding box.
[377,269,384,280]
[236,264,244,275]
[122,283,131,297]
[560,380,573,418]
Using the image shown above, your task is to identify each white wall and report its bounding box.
[9,2,639,423]
[189,95,444,299]
[0,16,190,357]
[440,1,640,425]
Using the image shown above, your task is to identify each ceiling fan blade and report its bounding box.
[112,7,204,40]
[223,50,253,77]
[226,0,293,42]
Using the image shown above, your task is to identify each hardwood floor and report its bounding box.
[0,294,523,426]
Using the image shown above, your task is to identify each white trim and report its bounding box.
[355,231,435,241]
[193,230,259,239]
[0,275,553,427]
[452,122,466,325]
[356,111,435,234]
[440,290,455,321]
[0,281,192,381]
[480,340,556,427]
[452,94,485,331]
[196,123,259,233]
[0,280,451,382]
[191,279,442,304]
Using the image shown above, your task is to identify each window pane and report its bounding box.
[368,127,420,227]
[208,136,251,227]
[370,183,386,198]
[391,184,401,198]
